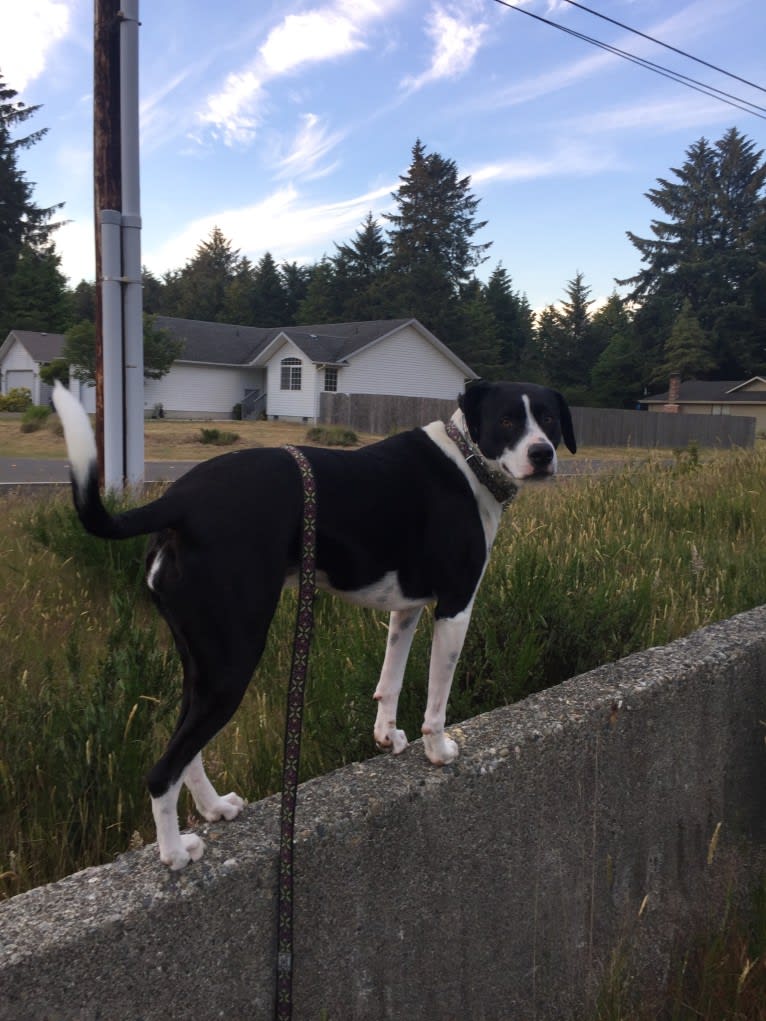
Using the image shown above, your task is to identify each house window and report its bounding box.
[280,357,302,391]
[323,367,338,392]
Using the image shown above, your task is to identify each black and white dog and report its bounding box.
[53,380,575,869]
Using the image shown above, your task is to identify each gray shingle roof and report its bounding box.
[644,379,765,404]
[154,316,471,372]
[3,330,66,362]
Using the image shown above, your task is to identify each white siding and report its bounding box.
[1,339,38,398]
[143,363,265,418]
[265,340,319,420]
[340,325,466,400]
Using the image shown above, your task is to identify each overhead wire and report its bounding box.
[490,0,766,122]
[559,0,766,97]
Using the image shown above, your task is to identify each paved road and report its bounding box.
[0,456,197,487]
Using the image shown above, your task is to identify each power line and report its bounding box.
[491,0,766,122]
[559,0,766,97]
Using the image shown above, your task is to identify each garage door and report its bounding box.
[5,370,34,395]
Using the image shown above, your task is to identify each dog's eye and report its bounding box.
[501,416,513,428]
[540,413,554,426]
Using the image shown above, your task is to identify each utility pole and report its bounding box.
[92,0,144,491]
[93,0,121,483]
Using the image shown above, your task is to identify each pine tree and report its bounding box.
[333,213,389,320]
[382,139,491,342]
[483,263,534,378]
[1,243,71,336]
[654,298,716,382]
[169,227,241,322]
[621,128,766,376]
[0,74,64,332]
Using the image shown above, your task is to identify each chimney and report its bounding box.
[663,372,681,413]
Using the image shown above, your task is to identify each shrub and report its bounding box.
[0,387,33,412]
[20,405,51,433]
[199,427,239,446]
[305,425,359,446]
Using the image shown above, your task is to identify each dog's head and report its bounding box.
[458,381,576,481]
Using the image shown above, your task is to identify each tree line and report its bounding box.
[2,71,764,406]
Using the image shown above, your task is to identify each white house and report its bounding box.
[147,316,477,421]
[0,330,67,406]
[1,318,477,420]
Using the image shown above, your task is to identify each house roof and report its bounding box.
[156,316,477,377]
[644,378,766,405]
[0,330,66,364]
[2,318,477,379]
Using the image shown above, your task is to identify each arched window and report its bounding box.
[280,357,302,391]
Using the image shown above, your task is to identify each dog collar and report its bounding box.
[444,419,518,507]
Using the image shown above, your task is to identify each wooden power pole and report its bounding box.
[93,0,122,482]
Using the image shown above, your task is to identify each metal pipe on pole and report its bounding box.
[93,0,144,493]
[119,0,144,489]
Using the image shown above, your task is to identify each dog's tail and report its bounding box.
[52,380,175,540]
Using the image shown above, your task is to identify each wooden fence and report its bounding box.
[320,392,756,448]
[571,405,755,449]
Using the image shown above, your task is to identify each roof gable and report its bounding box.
[0,330,66,364]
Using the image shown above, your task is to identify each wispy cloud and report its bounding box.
[0,0,70,92]
[144,181,396,276]
[197,0,403,149]
[274,113,346,180]
[402,3,489,92]
[562,95,734,137]
[469,142,619,185]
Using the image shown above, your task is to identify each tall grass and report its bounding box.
[2,446,766,898]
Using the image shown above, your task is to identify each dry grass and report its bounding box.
[0,415,380,461]
[0,412,685,465]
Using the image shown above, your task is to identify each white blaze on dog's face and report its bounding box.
[459,381,577,482]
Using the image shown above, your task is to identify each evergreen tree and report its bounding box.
[222,257,257,324]
[589,295,641,407]
[654,298,716,382]
[454,278,502,379]
[620,128,766,376]
[1,243,70,336]
[0,74,64,332]
[168,227,241,321]
[280,261,312,324]
[530,272,596,398]
[334,212,389,319]
[483,263,533,378]
[382,139,491,342]
[296,258,346,324]
[251,252,287,326]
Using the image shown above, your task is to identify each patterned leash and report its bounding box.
[275,445,318,1020]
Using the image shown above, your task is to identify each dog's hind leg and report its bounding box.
[148,596,280,869]
[373,608,422,754]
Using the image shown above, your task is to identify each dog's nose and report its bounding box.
[528,443,554,470]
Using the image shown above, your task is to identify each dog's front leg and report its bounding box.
[421,609,471,765]
[373,608,423,753]
[151,777,205,870]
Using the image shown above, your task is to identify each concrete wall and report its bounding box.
[1,606,765,1020]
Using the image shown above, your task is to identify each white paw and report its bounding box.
[374,725,409,755]
[160,832,205,870]
[198,792,245,822]
[422,730,459,766]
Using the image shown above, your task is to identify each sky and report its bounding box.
[2,0,766,314]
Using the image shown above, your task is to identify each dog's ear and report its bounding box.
[554,390,577,454]
[458,381,490,443]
